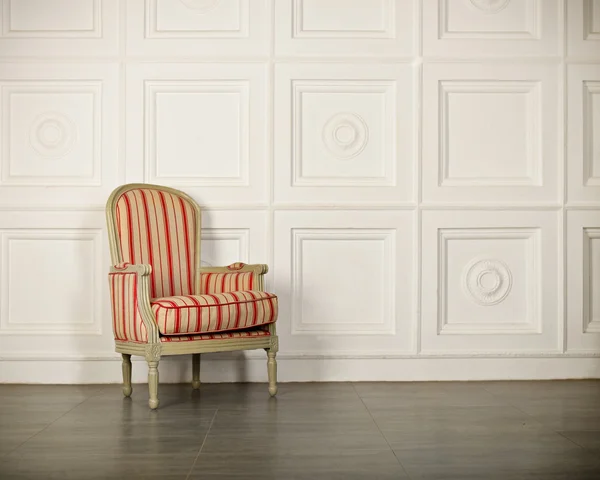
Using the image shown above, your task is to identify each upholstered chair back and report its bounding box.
[109,186,200,299]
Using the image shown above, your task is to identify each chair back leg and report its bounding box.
[192,354,201,390]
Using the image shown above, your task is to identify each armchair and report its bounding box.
[106,184,278,409]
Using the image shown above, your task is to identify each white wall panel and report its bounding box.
[421,210,560,353]
[0,63,120,206]
[274,63,414,204]
[274,210,415,354]
[567,210,600,353]
[275,0,414,57]
[423,0,559,57]
[0,0,118,56]
[126,63,267,205]
[567,0,600,58]
[422,63,559,205]
[127,0,268,57]
[0,1,598,383]
[567,64,600,205]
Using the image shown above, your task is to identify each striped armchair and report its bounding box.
[106,184,278,409]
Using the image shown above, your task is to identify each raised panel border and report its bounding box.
[583,228,600,333]
[144,80,250,187]
[145,0,249,39]
[292,0,395,39]
[200,227,250,267]
[0,0,101,39]
[291,228,396,335]
[438,228,541,335]
[0,228,103,335]
[292,80,395,187]
[439,80,542,187]
[0,80,102,186]
[438,0,540,40]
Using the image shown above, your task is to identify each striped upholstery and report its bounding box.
[161,329,270,342]
[109,272,148,343]
[200,272,255,294]
[114,188,197,299]
[151,291,277,336]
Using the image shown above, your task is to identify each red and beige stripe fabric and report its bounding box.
[109,272,148,343]
[151,291,277,335]
[114,188,197,299]
[161,329,270,342]
[199,272,255,294]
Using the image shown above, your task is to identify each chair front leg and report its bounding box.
[145,344,161,410]
[121,354,132,397]
[266,349,277,397]
[192,353,201,390]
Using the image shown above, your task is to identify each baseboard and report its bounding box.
[2,356,600,383]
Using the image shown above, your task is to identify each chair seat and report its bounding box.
[151,291,277,336]
[161,329,271,342]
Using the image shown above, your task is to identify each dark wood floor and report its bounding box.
[1,381,600,479]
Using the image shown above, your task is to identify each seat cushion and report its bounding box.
[151,291,277,336]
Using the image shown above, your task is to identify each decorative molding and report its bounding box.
[0,80,101,186]
[583,81,600,186]
[145,0,247,39]
[291,0,395,39]
[439,0,539,40]
[584,0,600,40]
[462,257,513,306]
[179,0,221,14]
[583,228,600,333]
[438,228,541,335]
[291,81,395,187]
[469,0,511,14]
[29,112,78,159]
[291,228,396,335]
[321,112,369,159]
[0,0,102,39]
[144,80,250,186]
[438,80,542,187]
[0,229,103,335]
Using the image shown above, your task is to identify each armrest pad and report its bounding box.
[110,263,153,276]
[199,262,268,275]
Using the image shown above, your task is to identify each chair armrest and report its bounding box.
[108,263,159,343]
[198,262,269,293]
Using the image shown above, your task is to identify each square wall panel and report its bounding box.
[274,0,413,57]
[274,210,415,355]
[567,65,600,205]
[423,0,559,57]
[0,0,118,56]
[566,210,600,353]
[0,229,102,335]
[199,210,268,269]
[421,210,560,354]
[127,0,268,57]
[567,0,600,57]
[422,63,559,205]
[274,63,414,205]
[126,63,267,205]
[0,63,120,206]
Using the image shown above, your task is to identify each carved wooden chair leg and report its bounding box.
[147,360,160,409]
[122,354,132,397]
[266,349,278,397]
[192,353,201,390]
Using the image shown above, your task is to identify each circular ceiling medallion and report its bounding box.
[29,112,77,159]
[469,0,511,14]
[179,0,220,13]
[322,113,369,159]
[462,258,512,306]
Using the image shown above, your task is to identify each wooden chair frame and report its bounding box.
[106,184,278,409]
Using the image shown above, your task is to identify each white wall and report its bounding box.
[1,0,600,384]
